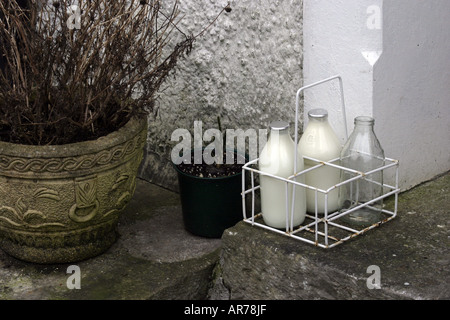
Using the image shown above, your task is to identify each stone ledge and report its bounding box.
[0,179,221,300]
[1,173,448,300]
[209,172,450,300]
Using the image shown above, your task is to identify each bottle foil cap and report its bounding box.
[308,108,328,119]
[269,121,290,131]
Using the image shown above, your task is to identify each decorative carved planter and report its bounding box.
[0,117,147,264]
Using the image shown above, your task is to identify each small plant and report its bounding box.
[176,116,246,179]
[0,0,195,145]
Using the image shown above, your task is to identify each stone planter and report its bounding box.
[0,117,147,264]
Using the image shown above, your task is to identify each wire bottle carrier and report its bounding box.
[241,75,400,248]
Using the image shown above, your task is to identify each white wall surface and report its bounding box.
[304,0,450,190]
[303,0,383,143]
[374,0,450,190]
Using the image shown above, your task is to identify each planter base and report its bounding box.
[0,219,119,264]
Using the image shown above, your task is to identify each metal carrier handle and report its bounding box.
[293,74,348,174]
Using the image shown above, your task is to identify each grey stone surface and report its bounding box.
[0,179,221,300]
[209,172,450,300]
[140,0,304,191]
[1,172,448,300]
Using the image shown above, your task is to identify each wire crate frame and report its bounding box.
[241,75,400,248]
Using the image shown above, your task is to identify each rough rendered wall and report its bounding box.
[139,0,304,191]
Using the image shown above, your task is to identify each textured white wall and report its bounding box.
[140,0,304,190]
[304,0,450,190]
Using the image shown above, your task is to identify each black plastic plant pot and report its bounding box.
[173,151,246,238]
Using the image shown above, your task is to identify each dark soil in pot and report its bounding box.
[176,158,243,179]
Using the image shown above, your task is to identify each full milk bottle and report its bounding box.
[259,121,306,229]
[298,109,342,214]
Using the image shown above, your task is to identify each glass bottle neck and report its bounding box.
[269,128,290,138]
[354,116,375,131]
[268,128,293,147]
[308,116,328,124]
[267,120,293,146]
[354,116,374,126]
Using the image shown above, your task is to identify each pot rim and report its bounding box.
[0,116,147,158]
[173,148,248,181]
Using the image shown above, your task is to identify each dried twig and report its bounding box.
[0,0,201,145]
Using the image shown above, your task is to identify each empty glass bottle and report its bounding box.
[339,116,385,227]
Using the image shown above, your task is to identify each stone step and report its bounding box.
[1,172,448,301]
[0,179,221,300]
[209,172,450,300]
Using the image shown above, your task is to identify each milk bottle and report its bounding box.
[298,109,342,214]
[259,121,306,229]
[339,116,385,227]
